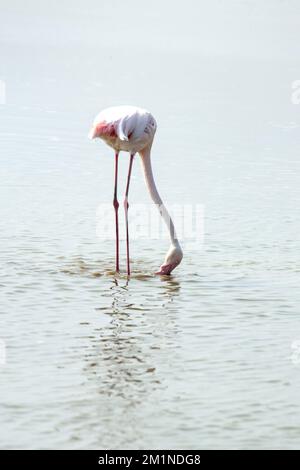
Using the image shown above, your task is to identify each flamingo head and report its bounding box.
[156,245,183,275]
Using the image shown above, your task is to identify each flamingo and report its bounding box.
[89,105,183,276]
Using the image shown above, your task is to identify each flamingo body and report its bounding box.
[89,105,183,276]
[89,106,157,153]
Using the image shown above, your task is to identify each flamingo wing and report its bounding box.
[116,112,139,141]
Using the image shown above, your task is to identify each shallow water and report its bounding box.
[1,0,300,450]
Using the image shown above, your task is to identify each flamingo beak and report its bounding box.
[155,263,177,276]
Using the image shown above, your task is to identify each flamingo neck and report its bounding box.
[139,146,181,249]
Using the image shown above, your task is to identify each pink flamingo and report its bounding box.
[89,105,183,276]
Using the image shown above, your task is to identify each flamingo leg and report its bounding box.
[124,153,134,276]
[113,151,120,273]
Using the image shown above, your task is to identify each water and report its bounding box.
[1,0,300,449]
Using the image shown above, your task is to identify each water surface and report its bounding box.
[1,0,300,450]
